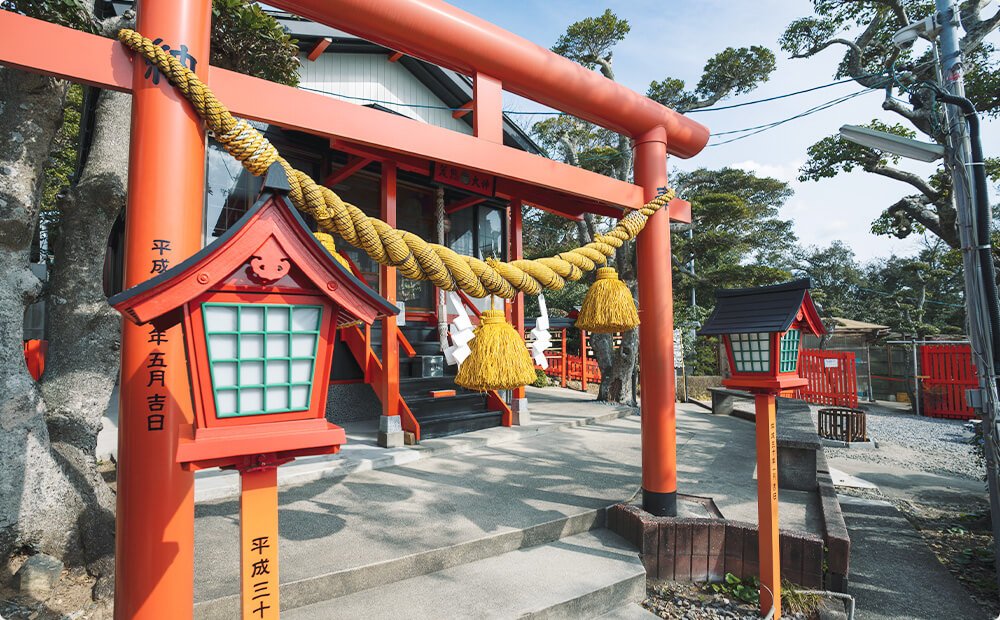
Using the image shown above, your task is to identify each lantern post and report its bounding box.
[698,279,827,619]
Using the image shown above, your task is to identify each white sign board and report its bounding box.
[673,328,684,368]
[824,358,839,368]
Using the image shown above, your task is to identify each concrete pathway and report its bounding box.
[191,387,824,615]
[838,495,985,619]
[828,454,987,508]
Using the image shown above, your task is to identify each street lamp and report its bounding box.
[839,124,945,162]
[698,278,827,619]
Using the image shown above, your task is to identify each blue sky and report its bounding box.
[449,0,1000,262]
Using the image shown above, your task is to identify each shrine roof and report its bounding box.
[109,174,398,328]
[697,278,827,337]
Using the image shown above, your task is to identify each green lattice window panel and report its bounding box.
[779,329,801,373]
[203,303,323,418]
[729,332,770,373]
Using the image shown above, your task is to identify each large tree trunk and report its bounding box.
[40,87,131,595]
[0,65,123,610]
[0,67,86,562]
[591,244,640,406]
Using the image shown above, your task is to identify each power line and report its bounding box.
[705,81,890,147]
[685,72,889,113]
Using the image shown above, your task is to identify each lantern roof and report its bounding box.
[109,171,398,329]
[697,278,827,337]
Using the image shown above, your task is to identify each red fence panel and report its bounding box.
[538,353,601,383]
[795,349,858,408]
[921,344,978,420]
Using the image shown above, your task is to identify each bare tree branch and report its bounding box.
[868,163,942,200]
[885,195,959,246]
[961,6,1000,54]
[881,95,938,136]
[672,255,706,281]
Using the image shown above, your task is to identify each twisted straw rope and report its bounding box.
[118,29,675,299]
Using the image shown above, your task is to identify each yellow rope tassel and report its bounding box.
[455,308,536,391]
[575,267,640,333]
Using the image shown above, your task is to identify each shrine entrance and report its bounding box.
[0,0,708,616]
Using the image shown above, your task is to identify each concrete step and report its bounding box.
[282,529,645,619]
[194,508,609,618]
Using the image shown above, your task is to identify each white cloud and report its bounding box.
[730,159,804,184]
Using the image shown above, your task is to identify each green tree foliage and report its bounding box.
[790,241,865,317]
[211,0,300,87]
[670,168,796,375]
[672,167,796,298]
[864,239,966,336]
[647,46,776,112]
[791,238,965,336]
[0,0,97,33]
[551,9,630,68]
[779,0,1000,247]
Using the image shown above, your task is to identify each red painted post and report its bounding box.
[581,330,588,392]
[473,72,503,144]
[509,198,528,420]
[115,1,209,617]
[240,467,280,619]
[561,328,567,388]
[635,126,677,517]
[379,162,401,446]
[754,392,781,618]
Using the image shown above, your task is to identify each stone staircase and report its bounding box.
[191,406,653,619]
[381,322,508,439]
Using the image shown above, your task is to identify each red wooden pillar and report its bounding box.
[561,328,567,388]
[510,198,528,420]
[754,393,781,618]
[635,126,677,517]
[115,1,209,617]
[580,330,588,392]
[378,161,401,446]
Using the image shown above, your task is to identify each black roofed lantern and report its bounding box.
[698,278,827,393]
[697,278,827,617]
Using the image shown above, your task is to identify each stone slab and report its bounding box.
[281,529,645,620]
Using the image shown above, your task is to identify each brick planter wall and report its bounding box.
[609,504,824,588]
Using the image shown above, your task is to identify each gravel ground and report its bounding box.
[640,583,815,619]
[803,401,982,480]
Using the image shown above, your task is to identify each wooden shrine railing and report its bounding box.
[541,353,601,385]
[920,343,978,420]
[795,349,858,408]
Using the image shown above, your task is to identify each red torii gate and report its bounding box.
[0,1,709,617]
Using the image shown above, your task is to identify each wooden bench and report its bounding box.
[706,387,821,491]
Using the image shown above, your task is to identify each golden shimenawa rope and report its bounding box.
[118,29,674,299]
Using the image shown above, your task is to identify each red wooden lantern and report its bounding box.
[698,278,827,393]
[110,168,398,471]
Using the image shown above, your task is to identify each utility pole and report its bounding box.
[934,0,1000,594]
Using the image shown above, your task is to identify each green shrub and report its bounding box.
[532,369,548,388]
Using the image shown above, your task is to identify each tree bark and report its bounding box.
[40,88,131,594]
[0,67,86,563]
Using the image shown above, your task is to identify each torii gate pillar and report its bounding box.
[115,0,211,617]
[635,127,677,516]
